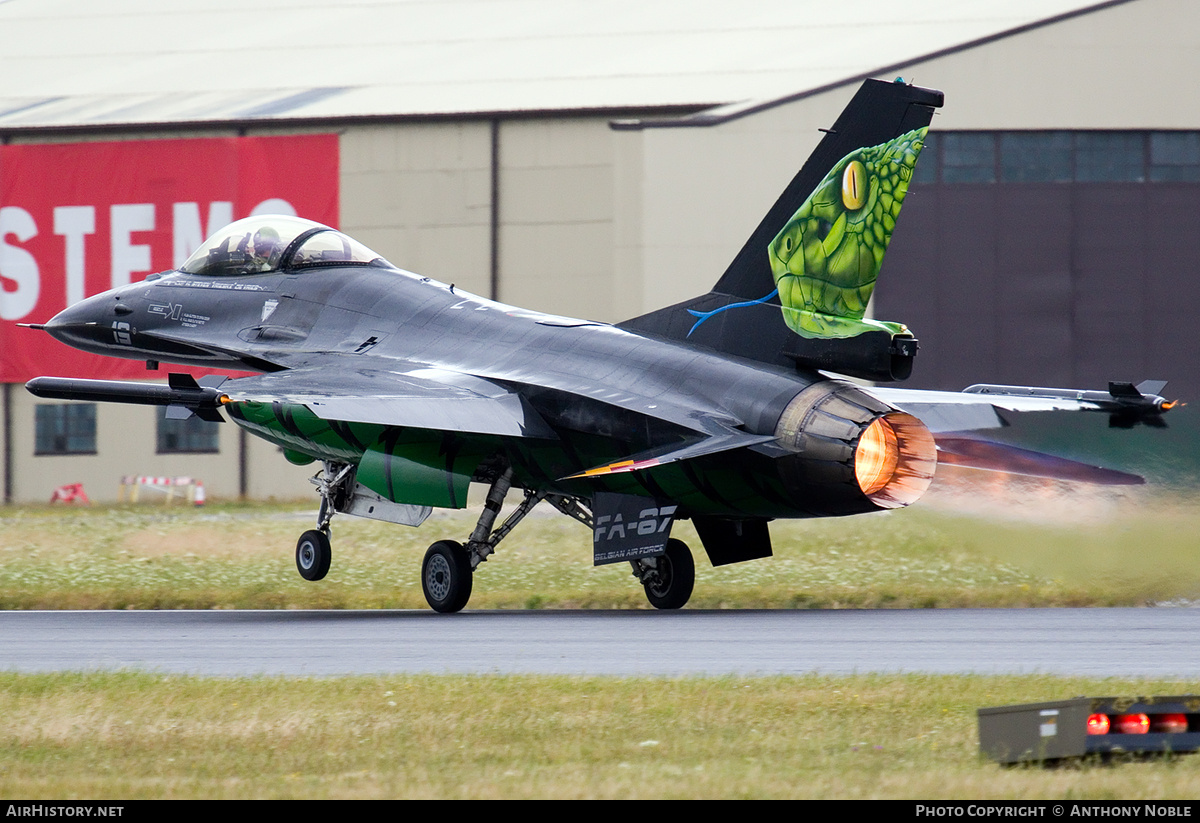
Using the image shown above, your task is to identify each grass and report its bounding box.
[3,479,1199,799]
[2,671,1198,799]
[1,475,1198,610]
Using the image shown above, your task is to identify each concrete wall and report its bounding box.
[902,0,1200,131]
[497,117,617,320]
[613,100,839,320]
[339,121,493,297]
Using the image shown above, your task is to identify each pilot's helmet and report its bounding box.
[251,226,283,267]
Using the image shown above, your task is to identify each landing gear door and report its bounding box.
[591,492,677,566]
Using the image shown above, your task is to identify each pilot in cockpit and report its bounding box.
[248,226,284,272]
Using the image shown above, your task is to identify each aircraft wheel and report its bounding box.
[422,540,473,613]
[644,538,694,610]
[296,529,331,581]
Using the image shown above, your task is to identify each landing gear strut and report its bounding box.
[419,467,602,612]
[297,458,697,613]
[294,461,354,582]
[421,467,548,613]
[632,538,695,610]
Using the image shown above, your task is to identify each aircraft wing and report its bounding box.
[866,380,1175,433]
[220,366,558,439]
[29,352,768,459]
[222,363,782,487]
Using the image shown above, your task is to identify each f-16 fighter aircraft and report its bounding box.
[26,79,1175,612]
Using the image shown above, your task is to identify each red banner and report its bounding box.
[0,134,339,382]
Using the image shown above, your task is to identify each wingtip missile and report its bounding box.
[964,380,1179,427]
[25,374,229,422]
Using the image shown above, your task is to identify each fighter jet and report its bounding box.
[25,79,1175,612]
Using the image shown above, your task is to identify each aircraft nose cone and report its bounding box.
[44,300,97,343]
[44,292,130,349]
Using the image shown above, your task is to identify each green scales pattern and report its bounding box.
[768,127,927,339]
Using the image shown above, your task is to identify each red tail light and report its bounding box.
[1114,713,1150,734]
[1086,714,1110,735]
[1152,713,1188,733]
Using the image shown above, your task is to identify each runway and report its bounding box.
[3,607,1199,678]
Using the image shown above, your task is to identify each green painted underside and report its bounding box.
[227,400,480,509]
[226,400,815,519]
[356,432,482,509]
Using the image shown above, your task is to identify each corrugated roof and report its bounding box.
[0,0,1130,129]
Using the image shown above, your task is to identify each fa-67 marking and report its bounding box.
[594,507,677,542]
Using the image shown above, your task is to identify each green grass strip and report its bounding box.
[2,671,1198,799]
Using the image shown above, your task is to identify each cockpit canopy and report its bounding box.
[178,215,387,276]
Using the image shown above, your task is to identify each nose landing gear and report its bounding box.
[294,461,354,583]
[296,529,332,581]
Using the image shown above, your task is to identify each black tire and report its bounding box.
[422,540,473,613]
[643,538,695,610]
[296,529,331,581]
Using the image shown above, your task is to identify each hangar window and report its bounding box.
[35,404,97,456]
[157,415,219,454]
[1001,132,1072,183]
[921,131,1200,184]
[1075,133,1145,182]
[941,133,995,183]
[1150,132,1200,181]
[911,132,938,184]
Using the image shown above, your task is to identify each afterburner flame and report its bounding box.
[855,417,898,495]
[854,412,937,508]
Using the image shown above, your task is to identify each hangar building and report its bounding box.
[0,0,1195,503]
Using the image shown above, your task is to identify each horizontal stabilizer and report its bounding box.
[935,436,1144,486]
[870,380,1177,433]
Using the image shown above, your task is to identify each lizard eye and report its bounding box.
[842,160,867,210]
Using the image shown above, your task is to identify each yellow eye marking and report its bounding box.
[842,160,867,210]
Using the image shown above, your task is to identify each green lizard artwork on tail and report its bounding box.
[688,127,927,339]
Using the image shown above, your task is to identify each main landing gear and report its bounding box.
[631,538,695,610]
[295,460,697,613]
[414,466,696,612]
[419,467,545,613]
[421,540,473,613]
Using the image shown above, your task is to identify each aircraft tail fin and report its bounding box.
[619,78,942,381]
